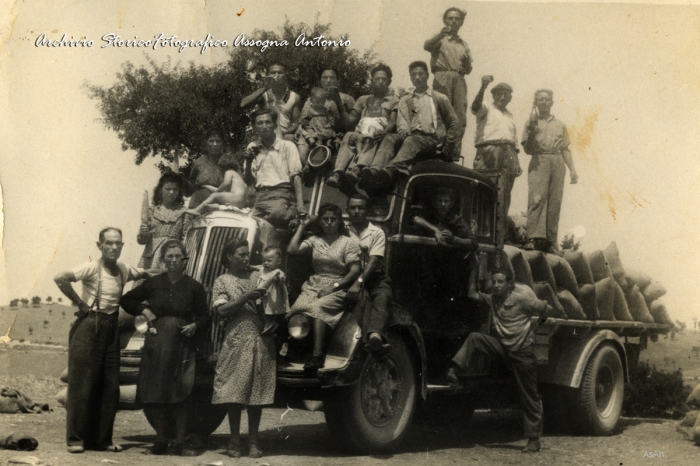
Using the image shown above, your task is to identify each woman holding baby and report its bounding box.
[210,237,279,459]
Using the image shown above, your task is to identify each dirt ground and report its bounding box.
[1,369,699,466]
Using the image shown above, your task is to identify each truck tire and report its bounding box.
[323,333,417,454]
[143,384,227,438]
[569,343,624,435]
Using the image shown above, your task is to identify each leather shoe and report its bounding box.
[304,354,325,371]
[358,167,378,192]
[326,173,342,188]
[522,438,541,453]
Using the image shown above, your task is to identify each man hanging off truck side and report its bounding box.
[447,254,552,453]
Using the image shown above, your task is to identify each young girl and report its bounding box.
[185,155,248,216]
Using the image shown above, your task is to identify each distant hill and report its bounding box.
[1,303,76,346]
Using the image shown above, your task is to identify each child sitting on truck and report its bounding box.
[185,156,247,216]
[296,87,339,167]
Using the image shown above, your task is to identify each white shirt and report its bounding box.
[247,138,302,188]
[347,222,386,258]
[71,261,143,313]
[473,103,518,147]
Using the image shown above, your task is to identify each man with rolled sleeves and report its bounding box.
[471,76,522,246]
[54,227,152,454]
[522,89,578,254]
[447,255,551,453]
[244,108,307,229]
[424,7,473,159]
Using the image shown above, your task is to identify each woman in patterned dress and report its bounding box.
[137,172,189,278]
[211,238,279,459]
[287,203,362,371]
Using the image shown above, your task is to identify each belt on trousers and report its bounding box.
[256,185,293,192]
[431,68,464,76]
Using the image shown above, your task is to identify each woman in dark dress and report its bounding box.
[188,128,226,208]
[120,239,210,456]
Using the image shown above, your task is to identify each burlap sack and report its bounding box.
[687,384,700,410]
[694,409,700,445]
[546,253,580,298]
[603,241,627,288]
[523,250,557,291]
[612,280,634,321]
[681,410,699,427]
[532,281,567,319]
[54,387,67,407]
[626,268,652,291]
[649,299,673,325]
[564,250,595,286]
[59,368,68,384]
[595,277,616,321]
[556,289,587,320]
[643,282,667,302]
[625,285,655,323]
[503,245,534,288]
[587,250,612,282]
[578,284,600,320]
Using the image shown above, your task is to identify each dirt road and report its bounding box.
[0,374,697,466]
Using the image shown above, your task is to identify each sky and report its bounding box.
[1,0,699,324]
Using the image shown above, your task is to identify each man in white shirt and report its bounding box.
[54,227,151,454]
[471,76,522,246]
[244,109,307,229]
[345,193,393,352]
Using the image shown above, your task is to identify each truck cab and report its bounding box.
[119,159,670,454]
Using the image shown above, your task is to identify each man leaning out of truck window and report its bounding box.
[447,253,551,453]
[410,185,476,248]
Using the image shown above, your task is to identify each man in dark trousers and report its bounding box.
[345,193,393,352]
[447,254,551,453]
[54,227,153,453]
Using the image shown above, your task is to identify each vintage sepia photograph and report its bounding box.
[1,0,700,464]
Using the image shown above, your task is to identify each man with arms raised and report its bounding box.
[54,227,154,454]
[241,62,302,142]
[471,75,522,246]
[244,109,306,229]
[447,255,551,453]
[345,194,393,352]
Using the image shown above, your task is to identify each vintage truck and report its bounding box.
[118,159,671,453]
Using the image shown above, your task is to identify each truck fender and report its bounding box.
[539,329,629,388]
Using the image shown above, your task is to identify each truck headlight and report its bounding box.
[288,314,310,340]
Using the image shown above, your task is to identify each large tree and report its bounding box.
[86,20,375,171]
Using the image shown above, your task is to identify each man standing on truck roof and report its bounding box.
[375,61,460,192]
[345,193,393,353]
[53,227,154,454]
[424,7,473,160]
[471,76,522,247]
[244,108,307,229]
[521,89,578,255]
[447,255,551,453]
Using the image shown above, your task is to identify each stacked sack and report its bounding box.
[501,241,672,324]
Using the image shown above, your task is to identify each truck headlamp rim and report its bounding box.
[288,313,310,340]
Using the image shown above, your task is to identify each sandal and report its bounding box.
[227,441,242,458]
[248,443,263,458]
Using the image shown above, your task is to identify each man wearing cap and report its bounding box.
[424,7,473,159]
[522,89,578,254]
[471,75,522,246]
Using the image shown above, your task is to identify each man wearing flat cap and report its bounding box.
[471,75,521,246]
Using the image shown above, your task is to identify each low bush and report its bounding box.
[623,361,691,419]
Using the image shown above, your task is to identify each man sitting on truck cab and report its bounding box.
[411,186,476,248]
[374,61,460,192]
[447,255,551,453]
[244,109,307,230]
[345,193,393,353]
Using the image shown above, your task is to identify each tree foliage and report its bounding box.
[623,361,691,419]
[86,20,375,170]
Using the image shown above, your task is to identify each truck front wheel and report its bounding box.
[323,333,417,454]
[569,343,624,435]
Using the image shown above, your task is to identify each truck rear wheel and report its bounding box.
[569,343,624,435]
[323,334,417,454]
